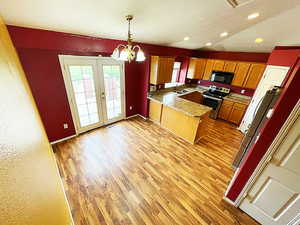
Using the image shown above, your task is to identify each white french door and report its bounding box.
[59,55,125,133]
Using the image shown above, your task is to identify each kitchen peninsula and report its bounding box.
[148,87,211,144]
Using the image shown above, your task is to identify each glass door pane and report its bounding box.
[102,65,123,121]
[68,65,100,128]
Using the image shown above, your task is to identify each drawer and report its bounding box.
[222,99,234,106]
[233,102,247,110]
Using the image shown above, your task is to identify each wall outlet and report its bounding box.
[241,89,246,94]
[129,106,133,110]
[63,123,68,129]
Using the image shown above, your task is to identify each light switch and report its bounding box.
[63,123,68,129]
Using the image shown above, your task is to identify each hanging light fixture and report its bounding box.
[111,15,146,62]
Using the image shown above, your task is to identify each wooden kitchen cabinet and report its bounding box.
[242,63,266,89]
[218,99,234,120]
[149,56,175,84]
[223,61,237,73]
[149,100,163,123]
[218,99,247,125]
[203,59,215,80]
[187,58,207,79]
[228,106,246,125]
[231,62,251,87]
[212,60,225,71]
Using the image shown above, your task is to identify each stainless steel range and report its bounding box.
[203,85,230,119]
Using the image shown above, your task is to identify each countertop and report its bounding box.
[148,86,211,117]
[148,85,252,117]
[224,93,251,105]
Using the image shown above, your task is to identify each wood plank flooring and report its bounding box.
[54,117,259,225]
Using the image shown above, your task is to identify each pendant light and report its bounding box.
[111,15,146,62]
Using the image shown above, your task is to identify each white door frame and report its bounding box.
[225,99,300,207]
[58,55,126,134]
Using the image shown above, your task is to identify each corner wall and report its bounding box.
[0,18,72,225]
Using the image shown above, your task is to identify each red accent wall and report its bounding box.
[8,25,193,142]
[196,50,270,63]
[226,47,300,202]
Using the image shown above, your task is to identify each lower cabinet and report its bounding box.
[218,99,247,125]
[149,100,163,123]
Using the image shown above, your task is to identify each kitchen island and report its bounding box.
[148,87,212,144]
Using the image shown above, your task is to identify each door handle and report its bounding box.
[101,92,105,99]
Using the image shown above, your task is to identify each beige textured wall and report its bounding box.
[0,16,73,225]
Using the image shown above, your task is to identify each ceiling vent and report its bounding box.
[225,0,254,8]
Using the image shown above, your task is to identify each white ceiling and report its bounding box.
[1,0,300,52]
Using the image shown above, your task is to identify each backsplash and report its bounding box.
[186,79,255,97]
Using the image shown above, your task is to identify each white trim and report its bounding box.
[50,134,77,145]
[58,55,126,135]
[138,114,148,120]
[223,196,236,206]
[126,114,148,120]
[234,99,300,206]
[126,114,139,119]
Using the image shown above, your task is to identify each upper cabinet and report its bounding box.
[150,56,175,85]
[223,61,237,73]
[203,59,215,80]
[242,63,266,89]
[231,62,251,87]
[186,57,266,90]
[212,60,225,71]
[187,58,207,79]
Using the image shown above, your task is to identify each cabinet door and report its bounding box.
[150,56,159,84]
[187,58,197,79]
[224,61,237,73]
[231,62,251,87]
[149,100,163,123]
[158,57,175,84]
[228,106,245,125]
[218,103,233,120]
[243,63,266,89]
[203,59,215,80]
[195,58,207,79]
[213,60,225,71]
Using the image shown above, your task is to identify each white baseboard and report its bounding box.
[50,134,77,145]
[223,196,238,207]
[138,114,148,120]
[126,114,148,120]
[126,114,139,119]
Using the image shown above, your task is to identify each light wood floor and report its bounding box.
[54,117,259,225]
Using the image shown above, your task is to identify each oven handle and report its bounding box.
[203,95,222,101]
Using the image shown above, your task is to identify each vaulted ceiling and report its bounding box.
[1,0,300,52]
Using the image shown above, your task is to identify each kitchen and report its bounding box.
[147,57,265,148]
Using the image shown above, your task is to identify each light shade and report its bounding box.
[136,50,146,62]
[119,49,129,61]
[111,48,120,60]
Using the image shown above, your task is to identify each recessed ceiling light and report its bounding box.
[220,32,228,37]
[248,12,260,20]
[184,36,190,41]
[205,42,212,46]
[255,38,264,43]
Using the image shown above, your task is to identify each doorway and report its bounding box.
[59,55,125,134]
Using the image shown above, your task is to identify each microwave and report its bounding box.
[210,70,234,85]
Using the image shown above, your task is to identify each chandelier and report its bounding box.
[111,15,146,62]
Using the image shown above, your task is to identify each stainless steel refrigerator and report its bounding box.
[232,86,282,169]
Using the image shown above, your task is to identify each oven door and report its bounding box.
[203,95,222,119]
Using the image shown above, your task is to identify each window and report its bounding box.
[165,62,184,88]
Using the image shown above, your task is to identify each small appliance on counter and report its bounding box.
[232,86,282,169]
[202,85,231,119]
